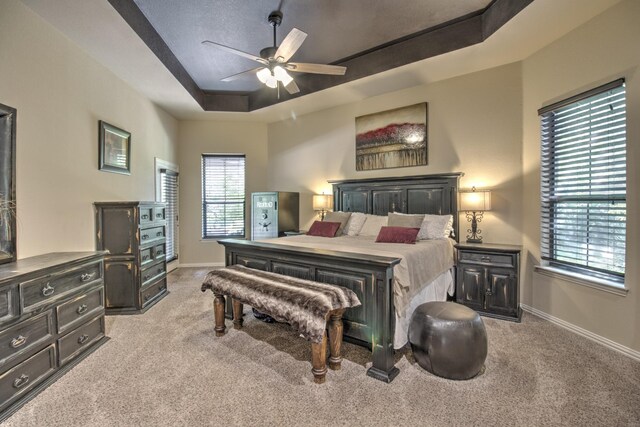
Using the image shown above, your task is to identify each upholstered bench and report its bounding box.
[201,265,361,384]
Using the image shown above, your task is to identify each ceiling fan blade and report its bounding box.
[274,28,307,62]
[202,40,267,65]
[220,67,265,82]
[284,79,300,95]
[286,62,346,75]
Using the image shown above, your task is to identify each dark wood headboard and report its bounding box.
[329,173,464,241]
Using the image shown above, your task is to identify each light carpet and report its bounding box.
[4,268,640,426]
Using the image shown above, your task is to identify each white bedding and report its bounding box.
[261,235,455,348]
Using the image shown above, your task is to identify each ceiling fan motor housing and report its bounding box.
[268,11,283,27]
[260,46,278,60]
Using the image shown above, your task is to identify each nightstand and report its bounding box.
[454,242,522,322]
[283,230,306,236]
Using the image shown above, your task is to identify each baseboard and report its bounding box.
[178,262,224,268]
[521,304,640,362]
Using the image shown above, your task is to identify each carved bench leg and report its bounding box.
[232,299,244,330]
[213,293,226,337]
[327,309,345,370]
[311,331,328,384]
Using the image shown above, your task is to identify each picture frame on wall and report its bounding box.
[355,102,428,171]
[98,120,131,175]
[0,102,17,265]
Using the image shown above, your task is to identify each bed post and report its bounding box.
[366,267,399,383]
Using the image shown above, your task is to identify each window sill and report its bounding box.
[200,237,246,242]
[534,265,628,297]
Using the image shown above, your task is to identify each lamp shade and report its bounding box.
[460,189,491,212]
[313,194,333,211]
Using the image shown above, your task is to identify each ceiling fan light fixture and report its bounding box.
[256,67,270,83]
[265,74,278,88]
[273,65,287,80]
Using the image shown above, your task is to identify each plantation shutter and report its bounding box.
[160,169,179,262]
[202,155,246,238]
[539,79,626,281]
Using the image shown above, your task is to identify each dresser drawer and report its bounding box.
[57,316,104,366]
[0,344,56,410]
[458,251,516,267]
[0,285,19,326]
[153,206,166,221]
[56,287,104,334]
[140,246,154,267]
[139,206,154,224]
[141,262,165,288]
[139,226,164,243]
[20,262,102,313]
[141,278,167,308]
[0,311,53,368]
[153,243,166,262]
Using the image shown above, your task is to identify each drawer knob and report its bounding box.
[77,334,89,345]
[80,273,95,282]
[156,213,163,218]
[143,275,150,281]
[142,255,150,261]
[480,256,491,262]
[156,251,163,256]
[77,304,88,314]
[144,294,151,301]
[13,374,29,389]
[11,335,27,348]
[141,214,149,220]
[42,283,55,297]
[141,234,149,240]
[156,232,163,237]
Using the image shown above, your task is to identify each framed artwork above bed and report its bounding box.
[355,103,428,171]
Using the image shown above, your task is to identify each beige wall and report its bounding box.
[522,0,639,352]
[267,63,524,244]
[0,0,178,259]
[177,121,268,265]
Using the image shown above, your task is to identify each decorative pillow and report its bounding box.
[388,212,424,228]
[344,212,367,236]
[358,214,388,237]
[375,226,420,244]
[307,221,341,237]
[322,211,352,235]
[417,214,454,240]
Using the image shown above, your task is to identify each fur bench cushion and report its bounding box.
[202,265,361,343]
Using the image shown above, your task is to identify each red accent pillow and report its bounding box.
[307,221,341,237]
[375,226,420,244]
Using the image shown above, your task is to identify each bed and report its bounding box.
[218,173,463,382]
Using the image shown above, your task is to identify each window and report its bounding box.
[539,79,626,284]
[202,154,245,238]
[160,169,179,262]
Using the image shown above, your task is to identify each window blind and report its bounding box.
[160,169,179,262]
[539,79,626,281]
[202,154,245,238]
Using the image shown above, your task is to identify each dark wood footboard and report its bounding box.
[218,238,401,383]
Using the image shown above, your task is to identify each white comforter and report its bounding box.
[261,235,455,315]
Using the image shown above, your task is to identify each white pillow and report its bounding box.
[417,214,454,240]
[359,214,388,237]
[344,212,367,236]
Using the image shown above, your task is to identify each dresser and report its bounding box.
[94,201,168,314]
[0,252,107,421]
[455,243,522,322]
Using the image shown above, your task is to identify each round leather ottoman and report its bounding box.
[408,301,487,380]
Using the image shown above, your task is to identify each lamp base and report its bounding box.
[466,238,483,244]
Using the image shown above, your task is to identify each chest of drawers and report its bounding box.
[0,252,107,421]
[94,201,168,314]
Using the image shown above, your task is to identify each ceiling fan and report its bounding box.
[202,11,347,95]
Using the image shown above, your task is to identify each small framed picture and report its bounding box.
[99,121,131,175]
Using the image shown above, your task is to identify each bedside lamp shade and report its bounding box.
[460,189,491,212]
[313,194,333,220]
[460,187,491,244]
